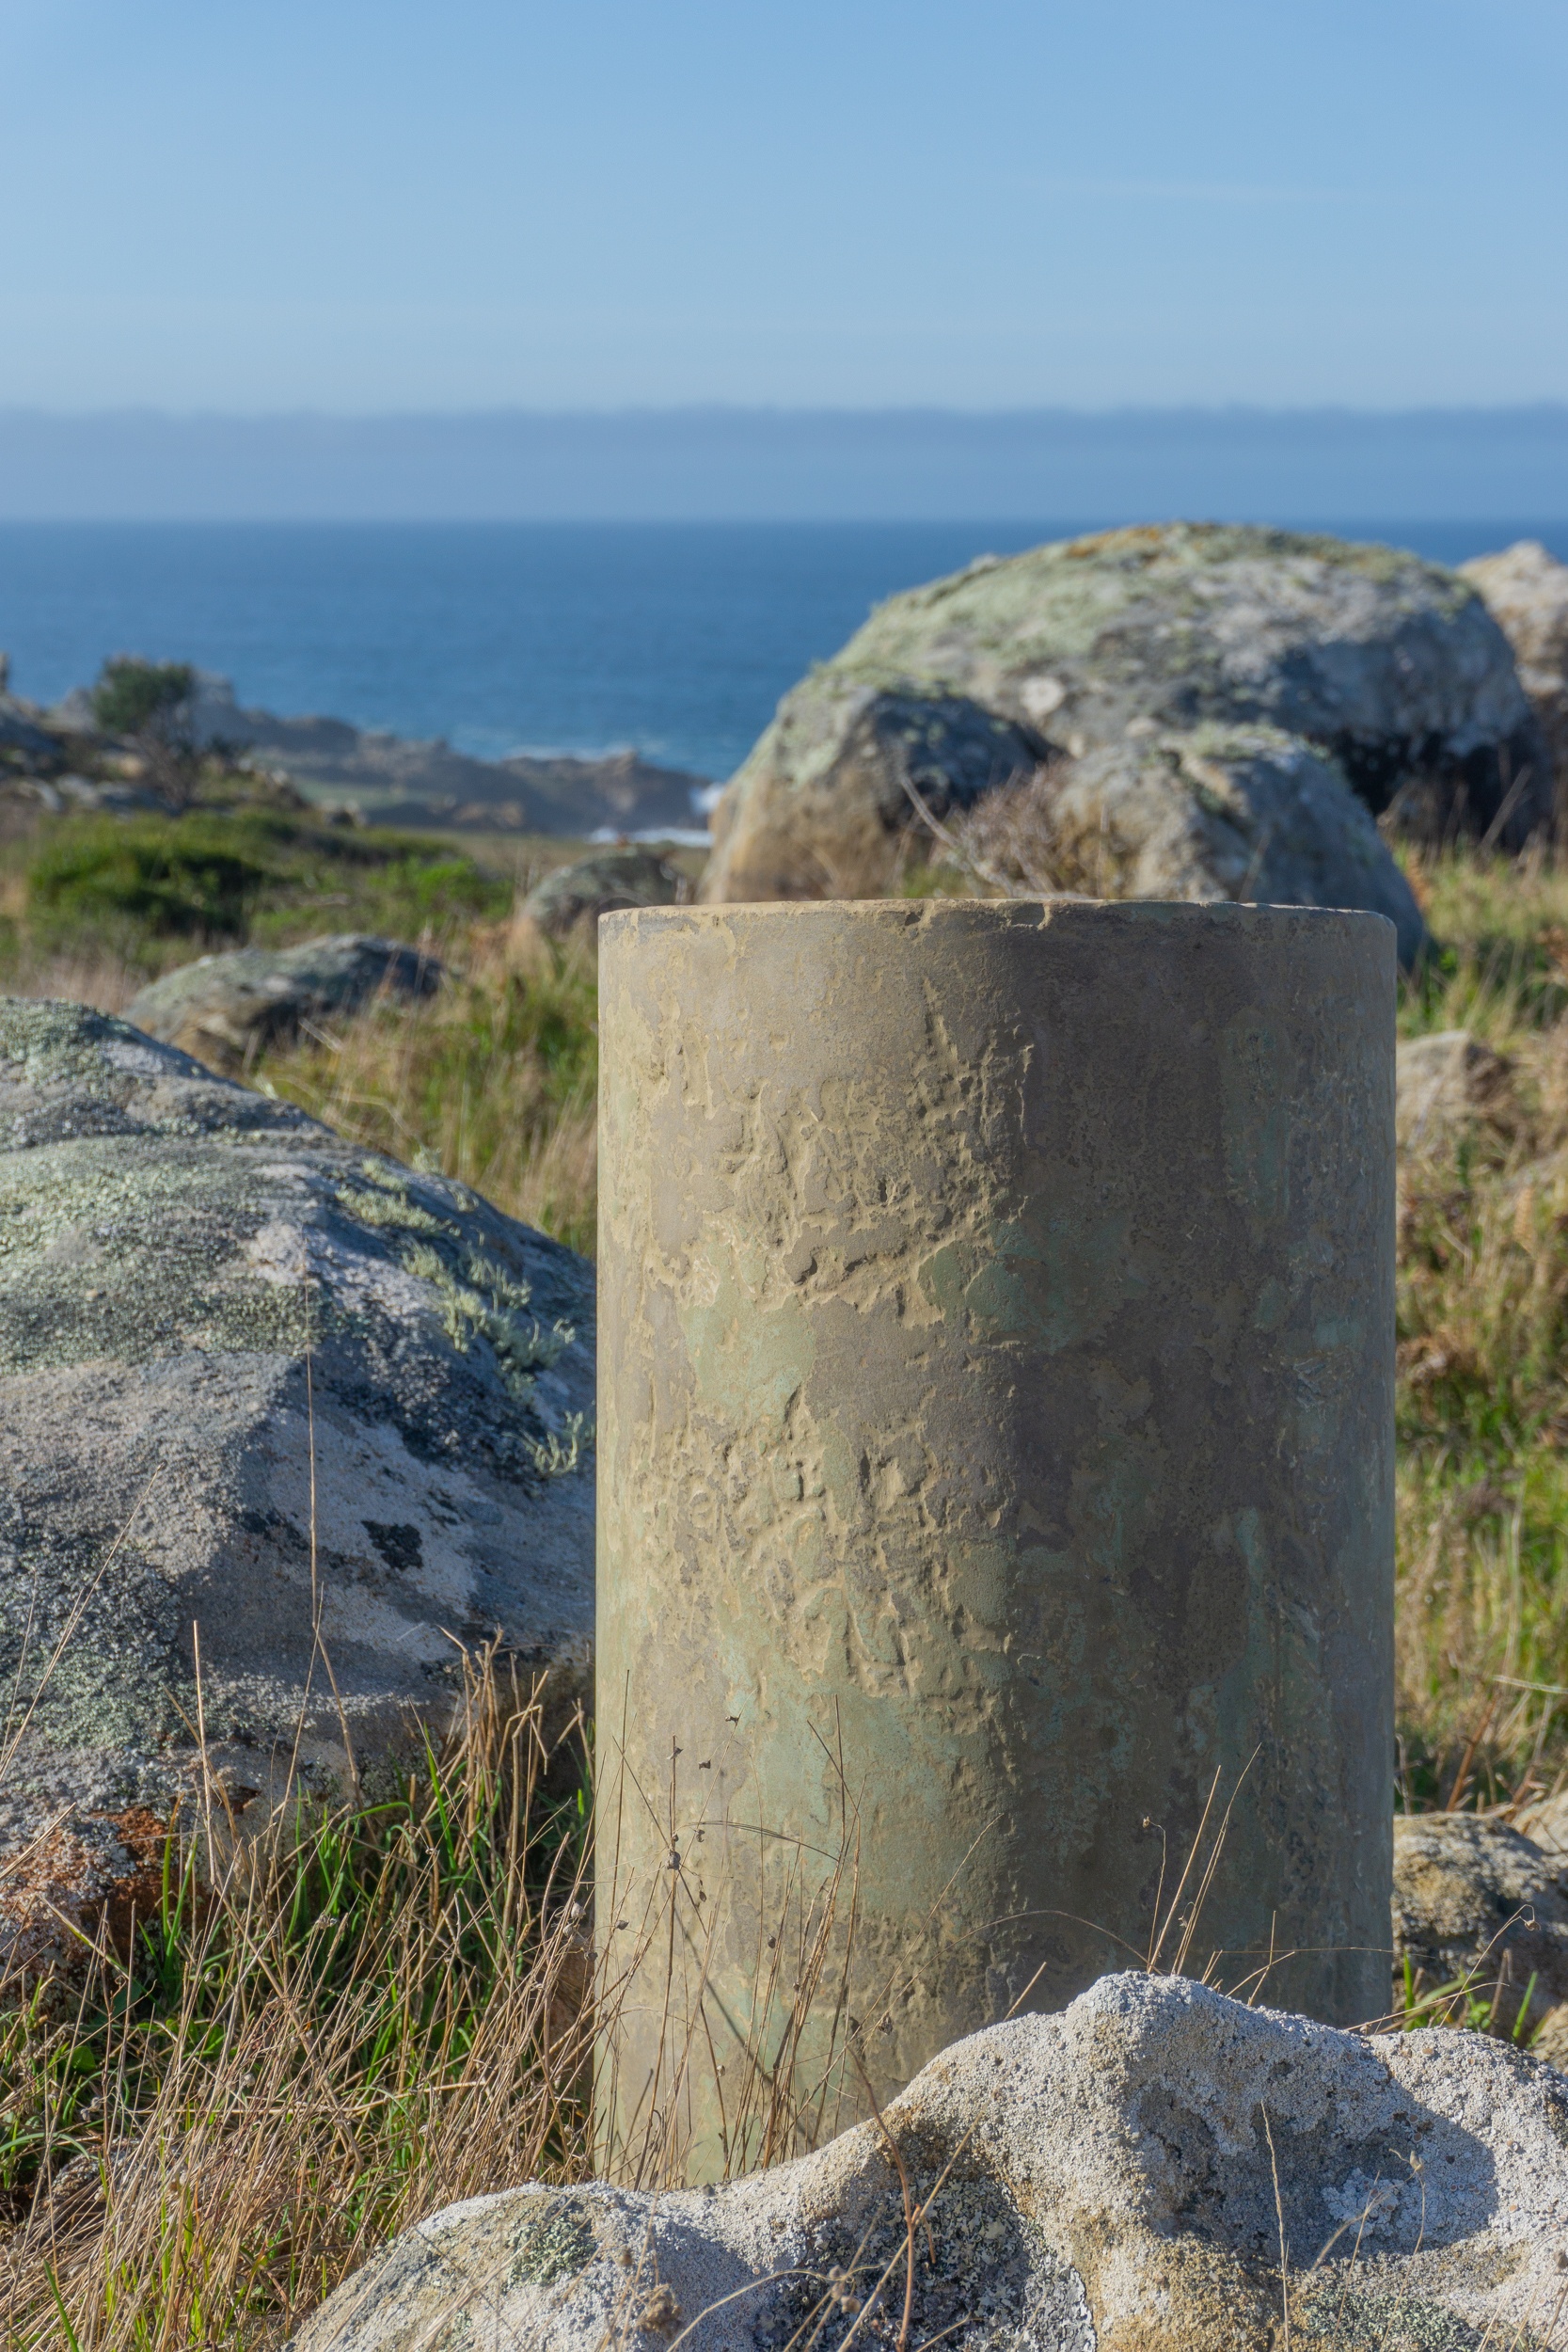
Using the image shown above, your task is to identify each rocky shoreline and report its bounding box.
[7,669,714,839]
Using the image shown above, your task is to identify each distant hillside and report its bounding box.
[3,405,1568,522]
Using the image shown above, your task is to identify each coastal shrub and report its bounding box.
[89,660,202,810]
[27,815,276,946]
[17,811,507,971]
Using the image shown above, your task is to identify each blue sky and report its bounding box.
[4,0,1567,411]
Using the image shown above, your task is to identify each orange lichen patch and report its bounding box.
[82,1806,170,1960]
[0,1804,173,1981]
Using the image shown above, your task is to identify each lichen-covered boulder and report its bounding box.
[1461,539,1568,821]
[291,1971,1568,2352]
[955,720,1428,964]
[702,523,1546,903]
[1392,1812,1568,2041]
[0,1000,593,1933]
[124,934,444,1069]
[515,844,686,943]
[1395,1030,1517,1156]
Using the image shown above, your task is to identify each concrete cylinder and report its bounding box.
[596,898,1394,2180]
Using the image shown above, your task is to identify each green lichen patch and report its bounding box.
[505,2195,597,2290]
[400,1236,574,1405]
[1295,2274,1497,2349]
[0,1136,329,1376]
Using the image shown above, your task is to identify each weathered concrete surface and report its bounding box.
[1392,1812,1568,2042]
[0,1000,594,1936]
[124,933,444,1068]
[702,524,1547,903]
[291,1973,1568,2351]
[597,899,1396,2176]
[954,719,1428,966]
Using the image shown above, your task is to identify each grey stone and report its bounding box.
[1392,1812,1568,2039]
[0,695,64,770]
[702,523,1546,903]
[1460,540,1568,823]
[956,720,1428,965]
[1518,1789,1568,1871]
[0,999,594,1951]
[1396,1031,1517,1157]
[515,845,686,942]
[124,934,444,1068]
[289,1970,1568,2351]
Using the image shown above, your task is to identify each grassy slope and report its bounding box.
[8,810,1568,2339]
[1394,850,1568,1809]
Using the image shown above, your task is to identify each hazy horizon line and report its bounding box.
[8,405,1568,524]
[6,399,1568,421]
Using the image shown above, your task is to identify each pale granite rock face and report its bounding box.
[954,720,1428,965]
[0,998,594,1956]
[1461,539,1568,818]
[290,1972,1568,2351]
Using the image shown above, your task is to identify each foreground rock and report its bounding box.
[703,523,1546,904]
[0,1001,593,1956]
[514,843,686,942]
[293,1971,1568,2351]
[125,934,444,1068]
[1395,1029,1517,1155]
[1392,1811,1568,2041]
[958,720,1427,964]
[1461,540,1568,824]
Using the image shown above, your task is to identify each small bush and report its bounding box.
[88,660,196,743]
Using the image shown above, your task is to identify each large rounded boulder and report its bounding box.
[702,523,1546,907]
[0,1000,594,1956]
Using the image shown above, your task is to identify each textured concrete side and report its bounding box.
[595,899,1395,2179]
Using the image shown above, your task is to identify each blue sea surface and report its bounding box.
[1,520,1563,784]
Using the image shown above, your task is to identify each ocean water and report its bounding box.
[1,519,1562,784]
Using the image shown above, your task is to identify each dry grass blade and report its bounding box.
[0,1644,596,2349]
